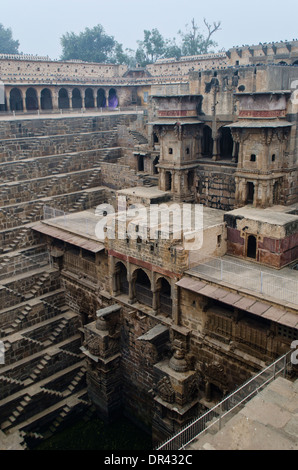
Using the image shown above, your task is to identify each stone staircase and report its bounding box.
[129,130,148,145]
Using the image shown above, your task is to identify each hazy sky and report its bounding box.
[1,0,298,59]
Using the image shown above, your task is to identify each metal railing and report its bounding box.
[0,251,52,281]
[189,255,298,305]
[0,106,145,118]
[156,351,293,450]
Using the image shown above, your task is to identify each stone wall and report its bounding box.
[197,163,236,211]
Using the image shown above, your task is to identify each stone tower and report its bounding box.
[150,94,203,202]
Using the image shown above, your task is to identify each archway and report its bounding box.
[138,155,144,172]
[134,269,152,307]
[26,88,38,111]
[293,60,298,66]
[188,170,194,191]
[247,235,257,259]
[97,89,106,108]
[158,278,172,317]
[41,89,53,110]
[85,88,94,108]
[202,125,213,157]
[10,88,23,111]
[108,88,118,109]
[219,127,233,159]
[72,88,82,109]
[165,172,172,191]
[273,181,280,205]
[246,182,255,204]
[115,262,129,295]
[58,88,70,109]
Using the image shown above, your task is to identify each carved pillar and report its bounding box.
[21,91,26,112]
[69,89,73,109]
[52,90,59,111]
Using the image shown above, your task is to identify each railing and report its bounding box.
[0,251,52,281]
[0,106,145,118]
[156,351,293,450]
[189,255,298,305]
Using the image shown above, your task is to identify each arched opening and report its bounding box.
[188,170,194,191]
[97,89,106,108]
[41,89,53,110]
[247,235,257,259]
[165,171,172,191]
[10,88,23,111]
[273,181,280,205]
[26,88,38,111]
[108,88,118,108]
[85,88,94,108]
[153,156,159,175]
[202,125,213,157]
[278,61,287,65]
[138,155,144,172]
[72,88,82,109]
[58,88,70,109]
[115,262,128,295]
[293,60,298,66]
[246,182,255,204]
[134,269,152,307]
[158,278,172,317]
[219,127,233,159]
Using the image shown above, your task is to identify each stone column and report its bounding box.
[172,283,179,325]
[21,91,26,112]
[5,89,10,112]
[68,89,73,110]
[37,89,42,111]
[127,265,136,304]
[212,135,220,161]
[52,90,59,111]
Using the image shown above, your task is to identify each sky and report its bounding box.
[1,0,298,59]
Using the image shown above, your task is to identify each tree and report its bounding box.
[0,24,19,54]
[135,29,166,66]
[61,25,121,63]
[179,18,221,56]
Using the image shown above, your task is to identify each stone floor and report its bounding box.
[186,377,298,450]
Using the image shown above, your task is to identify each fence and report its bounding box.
[156,351,293,450]
[0,251,52,282]
[190,255,298,305]
[43,205,97,238]
[0,106,145,118]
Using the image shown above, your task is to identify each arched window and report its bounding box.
[202,125,213,157]
[134,269,152,307]
[97,89,106,108]
[26,88,38,111]
[85,88,94,108]
[158,278,172,317]
[58,88,69,109]
[219,127,233,159]
[72,88,82,109]
[247,235,257,259]
[108,88,118,108]
[41,89,53,110]
[10,88,23,111]
[115,262,128,295]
